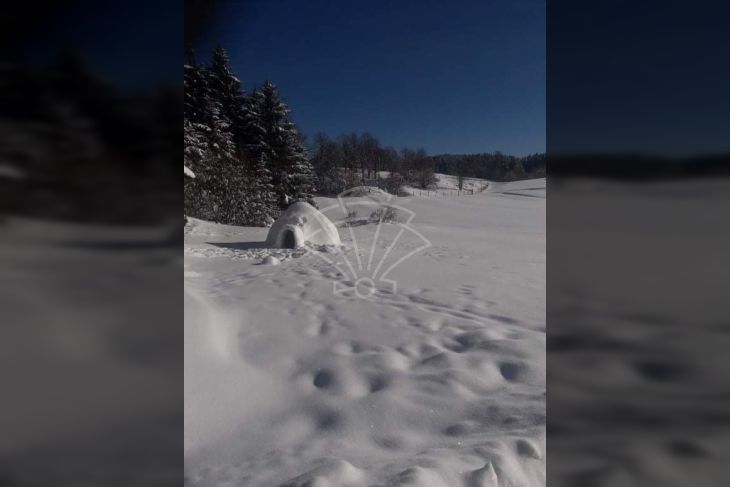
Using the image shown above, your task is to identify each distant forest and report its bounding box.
[429,152,546,182]
[310,133,545,196]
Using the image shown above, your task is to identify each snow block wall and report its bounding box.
[266,202,341,249]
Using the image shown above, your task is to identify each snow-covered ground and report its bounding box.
[184,178,546,486]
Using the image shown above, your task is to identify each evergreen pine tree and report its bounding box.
[184,51,242,224]
[247,81,315,208]
[205,46,281,226]
[184,59,213,219]
[207,46,247,147]
[184,47,311,225]
[283,130,315,205]
[184,58,210,171]
[245,152,278,226]
[184,60,209,124]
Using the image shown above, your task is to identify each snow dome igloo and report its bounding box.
[266,202,341,249]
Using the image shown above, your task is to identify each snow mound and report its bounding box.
[261,255,280,265]
[266,202,341,249]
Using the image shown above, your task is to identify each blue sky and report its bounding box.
[194,0,545,156]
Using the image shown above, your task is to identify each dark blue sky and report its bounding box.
[194,0,545,156]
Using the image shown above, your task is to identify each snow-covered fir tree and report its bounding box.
[184,48,312,225]
[184,61,212,220]
[184,55,243,224]
[184,60,208,124]
[207,46,247,148]
[247,81,315,208]
[184,119,208,175]
[245,152,278,226]
[283,129,316,206]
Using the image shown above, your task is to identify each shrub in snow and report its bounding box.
[266,202,340,249]
[343,210,359,227]
[383,172,405,195]
[370,206,400,223]
[345,187,371,197]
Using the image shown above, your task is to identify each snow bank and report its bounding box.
[266,202,341,248]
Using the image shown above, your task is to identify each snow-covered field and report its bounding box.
[184,178,546,486]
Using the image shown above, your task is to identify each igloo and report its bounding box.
[266,202,341,249]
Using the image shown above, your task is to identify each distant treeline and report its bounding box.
[428,152,546,182]
[310,132,545,195]
[310,133,433,195]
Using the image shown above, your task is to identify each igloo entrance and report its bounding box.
[282,229,297,249]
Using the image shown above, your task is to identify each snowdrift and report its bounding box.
[266,202,341,248]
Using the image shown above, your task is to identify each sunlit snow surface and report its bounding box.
[184,178,546,486]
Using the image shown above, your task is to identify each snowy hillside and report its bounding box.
[379,172,490,196]
[402,173,544,197]
[184,178,545,486]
